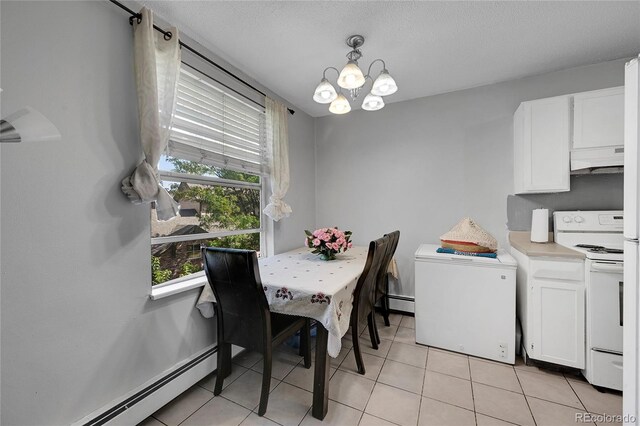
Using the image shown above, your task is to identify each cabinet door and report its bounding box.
[514,96,570,194]
[573,87,624,149]
[530,278,585,368]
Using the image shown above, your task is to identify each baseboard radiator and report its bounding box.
[76,296,414,425]
[387,294,415,315]
[74,345,243,426]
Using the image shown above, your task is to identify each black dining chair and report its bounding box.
[202,247,312,416]
[374,230,400,331]
[350,236,389,374]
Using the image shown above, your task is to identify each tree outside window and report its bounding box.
[151,157,263,285]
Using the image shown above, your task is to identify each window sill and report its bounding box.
[150,273,208,300]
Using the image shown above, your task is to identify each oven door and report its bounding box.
[588,260,624,353]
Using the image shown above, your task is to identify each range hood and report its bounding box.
[571,146,624,172]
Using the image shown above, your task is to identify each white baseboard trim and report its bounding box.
[73,344,243,426]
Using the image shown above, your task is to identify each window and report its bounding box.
[151,65,267,286]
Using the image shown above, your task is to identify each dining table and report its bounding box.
[259,246,369,420]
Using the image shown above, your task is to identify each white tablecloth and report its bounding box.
[197,246,368,358]
[260,246,368,357]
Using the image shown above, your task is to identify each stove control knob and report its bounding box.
[574,216,584,223]
[563,216,572,223]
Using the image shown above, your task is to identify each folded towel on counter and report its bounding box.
[436,247,498,259]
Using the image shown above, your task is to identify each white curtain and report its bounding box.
[263,97,292,221]
[121,7,181,221]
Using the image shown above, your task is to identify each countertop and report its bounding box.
[509,231,585,259]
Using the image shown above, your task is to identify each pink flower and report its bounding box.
[306,228,352,256]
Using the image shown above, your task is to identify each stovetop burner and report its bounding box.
[575,244,624,254]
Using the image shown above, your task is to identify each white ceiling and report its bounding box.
[142,1,640,117]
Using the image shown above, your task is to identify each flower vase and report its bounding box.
[319,252,336,261]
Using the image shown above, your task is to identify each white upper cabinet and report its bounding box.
[514,86,624,194]
[514,95,571,194]
[571,86,624,171]
[573,87,624,149]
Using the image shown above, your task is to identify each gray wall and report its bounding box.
[0,2,316,424]
[274,111,317,253]
[315,58,626,301]
[507,173,624,232]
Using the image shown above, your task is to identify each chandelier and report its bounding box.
[313,35,398,114]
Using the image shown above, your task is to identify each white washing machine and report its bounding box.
[414,244,517,364]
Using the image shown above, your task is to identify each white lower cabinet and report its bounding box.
[531,277,585,367]
[511,248,585,368]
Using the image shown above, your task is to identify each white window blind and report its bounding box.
[167,67,267,175]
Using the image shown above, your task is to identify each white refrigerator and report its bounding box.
[624,55,640,426]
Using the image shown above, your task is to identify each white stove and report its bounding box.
[569,245,624,262]
[554,211,624,391]
[554,210,624,261]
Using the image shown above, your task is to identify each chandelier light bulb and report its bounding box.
[329,93,351,114]
[313,78,338,104]
[371,69,398,96]
[362,93,385,111]
[337,61,366,90]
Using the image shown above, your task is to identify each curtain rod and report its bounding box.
[109,0,295,115]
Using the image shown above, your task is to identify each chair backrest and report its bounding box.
[375,230,400,301]
[202,247,270,352]
[353,236,389,322]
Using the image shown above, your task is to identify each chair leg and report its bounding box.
[258,347,272,416]
[372,313,381,345]
[352,317,366,375]
[221,342,232,379]
[367,313,379,350]
[300,319,312,368]
[383,278,391,326]
[214,342,230,395]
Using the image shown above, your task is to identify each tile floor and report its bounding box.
[139,314,622,426]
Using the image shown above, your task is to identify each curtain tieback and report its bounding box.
[264,195,292,222]
[121,160,180,220]
[121,160,158,203]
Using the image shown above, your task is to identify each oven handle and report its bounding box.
[591,262,624,272]
[592,347,624,356]
[619,281,624,327]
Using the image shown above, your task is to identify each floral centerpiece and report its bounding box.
[305,227,353,260]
